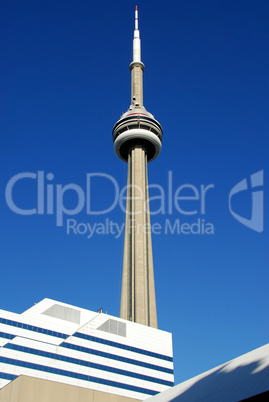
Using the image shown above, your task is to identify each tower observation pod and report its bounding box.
[113,7,162,328]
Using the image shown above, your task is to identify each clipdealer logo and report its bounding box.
[4,170,264,236]
[229,170,264,233]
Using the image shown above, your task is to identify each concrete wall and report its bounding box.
[0,375,141,402]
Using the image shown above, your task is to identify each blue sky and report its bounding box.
[1,0,268,385]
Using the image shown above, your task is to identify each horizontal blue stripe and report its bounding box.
[0,356,158,396]
[73,332,173,362]
[0,330,173,375]
[0,316,173,364]
[62,341,174,375]
[0,372,17,381]
[4,343,173,386]
[0,331,15,341]
[0,317,68,339]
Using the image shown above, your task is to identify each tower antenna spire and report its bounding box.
[131,5,144,106]
[135,5,138,30]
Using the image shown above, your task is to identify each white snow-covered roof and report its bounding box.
[145,343,269,402]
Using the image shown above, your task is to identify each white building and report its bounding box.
[0,298,174,400]
[145,343,269,401]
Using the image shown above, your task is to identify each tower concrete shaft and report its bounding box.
[113,7,162,328]
[120,147,157,328]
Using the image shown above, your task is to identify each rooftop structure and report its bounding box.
[145,343,269,401]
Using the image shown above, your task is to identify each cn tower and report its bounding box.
[113,6,162,328]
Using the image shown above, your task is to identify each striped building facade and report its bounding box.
[0,299,174,400]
